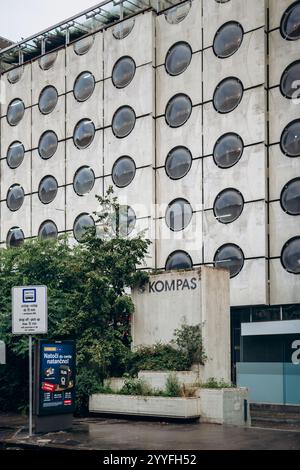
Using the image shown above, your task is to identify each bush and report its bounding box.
[165,374,182,397]
[128,343,191,375]
[119,378,154,396]
[172,322,207,365]
[200,378,234,389]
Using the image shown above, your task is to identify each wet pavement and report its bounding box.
[0,414,300,450]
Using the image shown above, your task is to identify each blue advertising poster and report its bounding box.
[37,340,76,416]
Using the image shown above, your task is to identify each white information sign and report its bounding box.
[12,286,48,335]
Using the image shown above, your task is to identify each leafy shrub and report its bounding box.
[200,377,234,389]
[128,343,191,375]
[119,378,154,396]
[172,322,207,365]
[165,374,182,397]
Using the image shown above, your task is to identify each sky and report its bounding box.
[0,0,100,42]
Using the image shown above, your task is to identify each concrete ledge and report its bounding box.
[137,370,201,390]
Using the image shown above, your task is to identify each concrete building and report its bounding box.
[0,0,299,404]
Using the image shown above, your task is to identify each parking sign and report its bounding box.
[12,286,48,335]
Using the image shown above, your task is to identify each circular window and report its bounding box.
[213,133,244,168]
[112,106,136,138]
[281,119,300,157]
[165,94,192,128]
[112,56,136,89]
[112,18,135,40]
[280,1,300,41]
[166,198,193,232]
[38,131,58,159]
[213,21,243,58]
[38,176,58,204]
[7,141,25,169]
[281,237,300,274]
[280,60,300,99]
[38,86,58,114]
[38,221,58,240]
[73,213,95,242]
[165,42,192,76]
[7,98,25,126]
[213,77,243,113]
[39,51,58,70]
[165,2,191,24]
[114,206,136,236]
[280,178,300,215]
[73,119,95,149]
[74,35,94,55]
[73,71,95,102]
[214,243,244,278]
[214,188,244,224]
[7,185,25,212]
[112,156,136,188]
[215,0,231,3]
[6,227,24,248]
[7,67,24,84]
[73,166,95,196]
[165,146,192,180]
[165,250,193,270]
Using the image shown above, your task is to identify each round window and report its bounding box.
[38,176,58,204]
[214,188,244,224]
[165,42,192,76]
[165,2,191,24]
[165,251,193,270]
[112,56,136,89]
[112,18,135,40]
[165,146,192,180]
[280,60,300,99]
[7,141,25,169]
[7,67,24,84]
[74,35,94,55]
[112,106,136,138]
[7,185,25,212]
[213,21,244,58]
[7,99,25,126]
[280,1,300,41]
[112,156,136,188]
[213,133,244,168]
[114,206,136,237]
[38,131,58,159]
[281,237,300,274]
[6,227,24,248]
[38,86,58,114]
[165,94,192,128]
[39,51,58,70]
[73,71,95,102]
[280,178,300,215]
[73,119,95,149]
[280,119,300,157]
[73,213,95,242]
[214,243,244,278]
[73,166,95,196]
[166,198,193,232]
[213,77,243,113]
[38,221,58,240]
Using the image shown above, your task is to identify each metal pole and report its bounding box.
[29,335,33,437]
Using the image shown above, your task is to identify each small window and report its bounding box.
[165,250,193,270]
[38,176,58,204]
[113,206,136,237]
[281,178,300,215]
[38,131,58,159]
[165,94,192,128]
[7,98,25,126]
[165,146,192,180]
[7,67,24,84]
[73,35,94,55]
[213,21,243,58]
[165,2,191,24]
[7,184,25,212]
[73,71,95,102]
[39,51,58,70]
[280,119,300,157]
[213,77,243,113]
[282,304,300,320]
[112,18,135,40]
[280,60,300,99]
[73,119,95,149]
[73,166,95,196]
[214,243,244,278]
[112,56,136,89]
[213,188,244,224]
[281,237,300,274]
[280,1,300,41]
[112,106,136,138]
[6,227,24,248]
[112,156,136,188]
[252,307,281,322]
[73,213,95,242]
[165,42,192,76]
[213,133,244,168]
[7,141,25,169]
[38,86,58,114]
[38,221,58,240]
[165,198,193,232]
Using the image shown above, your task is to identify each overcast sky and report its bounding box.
[0,0,100,42]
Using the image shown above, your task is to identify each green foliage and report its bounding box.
[172,322,207,365]
[128,343,191,375]
[119,378,154,396]
[200,378,234,389]
[165,374,182,397]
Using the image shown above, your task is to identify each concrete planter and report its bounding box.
[137,370,201,390]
